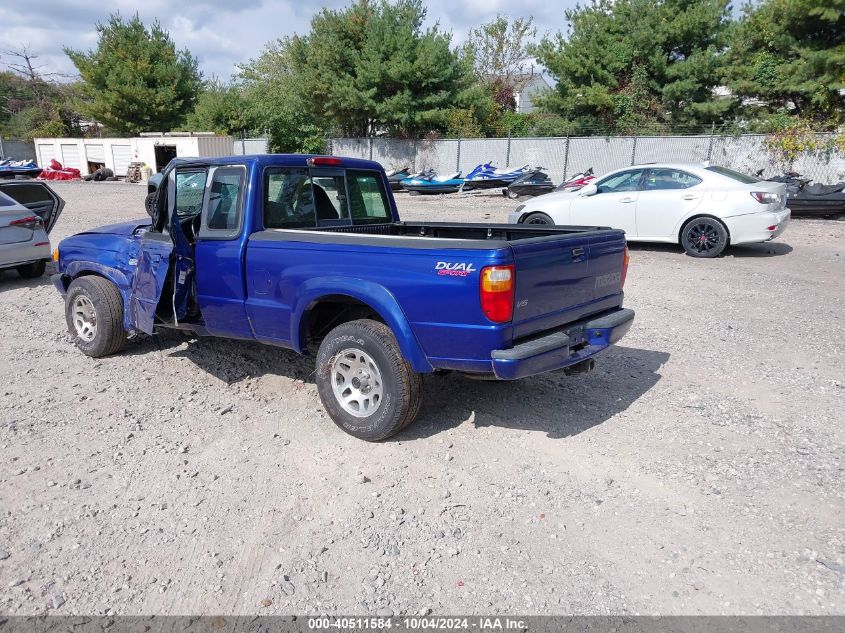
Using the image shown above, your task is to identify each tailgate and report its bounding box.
[510,230,627,339]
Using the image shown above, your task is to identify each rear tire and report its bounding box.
[681,217,728,258]
[315,319,422,441]
[65,276,127,357]
[16,261,46,279]
[522,212,554,226]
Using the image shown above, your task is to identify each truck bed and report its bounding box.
[312,221,617,247]
[250,221,628,353]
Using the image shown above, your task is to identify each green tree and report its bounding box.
[1,47,81,140]
[66,13,202,135]
[462,15,537,111]
[724,0,845,123]
[236,39,326,153]
[292,0,486,137]
[533,0,732,133]
[185,78,249,135]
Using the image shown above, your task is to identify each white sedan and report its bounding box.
[508,164,791,257]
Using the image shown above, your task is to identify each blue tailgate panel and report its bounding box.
[510,232,627,339]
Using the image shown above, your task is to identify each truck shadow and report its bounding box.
[404,346,670,440]
[0,263,55,291]
[140,332,668,441]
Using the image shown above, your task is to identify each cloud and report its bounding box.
[0,0,576,81]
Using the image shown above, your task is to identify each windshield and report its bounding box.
[706,166,759,184]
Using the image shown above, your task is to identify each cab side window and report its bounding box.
[200,166,245,239]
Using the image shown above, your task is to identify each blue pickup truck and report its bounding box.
[53,155,634,440]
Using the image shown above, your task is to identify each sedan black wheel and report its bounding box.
[681,217,728,258]
[522,212,554,226]
[16,260,46,279]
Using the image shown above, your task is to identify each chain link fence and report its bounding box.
[330,133,845,184]
[0,136,37,162]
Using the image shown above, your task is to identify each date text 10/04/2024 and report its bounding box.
[307,617,528,631]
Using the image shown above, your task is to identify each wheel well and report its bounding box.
[59,270,100,291]
[520,210,551,223]
[678,214,731,245]
[301,295,386,346]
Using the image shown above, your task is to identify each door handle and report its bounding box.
[619,197,635,203]
[681,194,699,201]
[571,247,585,259]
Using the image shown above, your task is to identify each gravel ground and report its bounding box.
[0,180,843,616]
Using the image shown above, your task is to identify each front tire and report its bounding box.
[522,212,555,226]
[681,217,728,258]
[17,261,46,279]
[315,319,422,441]
[65,276,127,357]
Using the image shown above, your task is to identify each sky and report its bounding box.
[0,0,578,82]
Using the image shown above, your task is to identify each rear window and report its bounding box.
[706,166,759,184]
[0,183,52,205]
[264,168,316,229]
[263,167,392,229]
[347,170,390,224]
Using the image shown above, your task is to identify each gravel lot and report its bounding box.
[0,180,843,616]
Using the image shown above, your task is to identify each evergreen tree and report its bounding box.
[292,0,486,137]
[66,14,202,135]
[724,0,845,123]
[533,0,732,133]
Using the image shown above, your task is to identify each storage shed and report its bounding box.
[33,133,234,178]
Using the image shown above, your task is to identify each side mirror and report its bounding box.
[145,172,165,222]
[578,184,598,197]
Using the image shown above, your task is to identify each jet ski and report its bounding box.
[464,163,532,190]
[401,170,464,194]
[554,167,595,192]
[762,170,845,216]
[386,166,411,191]
[504,167,554,199]
[0,159,43,179]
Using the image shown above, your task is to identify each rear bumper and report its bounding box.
[491,307,635,380]
[0,241,51,270]
[727,208,791,245]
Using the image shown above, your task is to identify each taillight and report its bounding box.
[10,216,43,230]
[480,265,515,323]
[751,191,779,204]
[620,245,630,288]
